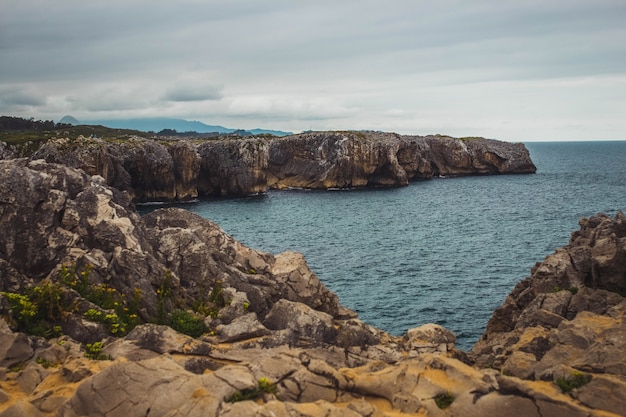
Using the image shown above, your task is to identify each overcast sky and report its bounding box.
[1,0,625,141]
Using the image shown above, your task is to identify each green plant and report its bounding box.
[556,371,591,393]
[257,377,277,395]
[208,279,225,307]
[225,378,278,403]
[568,287,579,295]
[434,392,454,409]
[169,309,206,338]
[9,363,27,373]
[84,308,104,321]
[29,280,65,321]
[59,263,92,295]
[2,292,38,325]
[2,281,68,337]
[156,270,175,324]
[36,357,58,368]
[84,342,110,360]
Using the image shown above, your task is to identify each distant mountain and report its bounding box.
[58,116,292,137]
[59,115,80,125]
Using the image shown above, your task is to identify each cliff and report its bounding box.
[2,131,536,202]
[0,159,623,417]
[471,212,626,415]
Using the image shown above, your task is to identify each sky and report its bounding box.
[1,0,626,141]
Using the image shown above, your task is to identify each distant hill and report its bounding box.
[58,116,292,137]
[58,115,80,125]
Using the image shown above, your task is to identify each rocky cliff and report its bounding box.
[2,131,535,202]
[471,212,626,415]
[0,159,623,417]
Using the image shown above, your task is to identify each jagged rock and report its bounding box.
[473,212,626,366]
[197,138,269,196]
[574,374,626,416]
[402,323,457,354]
[0,401,45,417]
[270,251,340,317]
[5,131,535,201]
[0,320,34,368]
[14,362,51,395]
[334,319,380,348]
[119,324,213,355]
[0,160,347,345]
[263,299,337,345]
[215,313,270,343]
[2,157,623,417]
[472,212,626,402]
[59,356,225,417]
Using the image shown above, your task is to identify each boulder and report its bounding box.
[263,300,337,346]
[402,323,457,354]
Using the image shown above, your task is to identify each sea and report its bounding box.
[141,141,626,351]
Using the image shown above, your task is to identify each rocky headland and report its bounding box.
[0,158,624,416]
[1,131,536,202]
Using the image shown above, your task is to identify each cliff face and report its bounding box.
[471,212,626,415]
[0,159,623,417]
[6,131,535,202]
[0,159,345,339]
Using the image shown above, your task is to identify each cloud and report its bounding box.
[1,0,625,139]
[226,96,359,121]
[0,86,46,107]
[163,75,223,102]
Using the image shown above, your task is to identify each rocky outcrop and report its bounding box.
[31,136,201,202]
[1,320,620,417]
[2,159,622,417]
[472,212,626,416]
[3,131,535,201]
[0,159,351,344]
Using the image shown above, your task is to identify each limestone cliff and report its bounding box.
[472,212,626,416]
[0,159,622,417]
[3,131,535,201]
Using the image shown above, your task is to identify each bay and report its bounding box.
[142,141,626,350]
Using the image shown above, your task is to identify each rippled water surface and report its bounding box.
[146,141,626,350]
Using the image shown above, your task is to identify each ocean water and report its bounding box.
[144,141,626,350]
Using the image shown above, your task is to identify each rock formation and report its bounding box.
[2,131,536,202]
[0,159,622,417]
[472,212,626,416]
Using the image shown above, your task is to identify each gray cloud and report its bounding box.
[163,82,223,102]
[1,0,625,140]
[0,86,47,107]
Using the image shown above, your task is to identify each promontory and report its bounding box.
[1,127,536,202]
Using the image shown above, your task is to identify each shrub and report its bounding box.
[556,371,591,393]
[169,309,206,338]
[2,281,68,337]
[226,378,278,403]
[434,392,454,409]
[84,342,110,360]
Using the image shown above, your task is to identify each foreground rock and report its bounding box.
[3,131,536,202]
[0,159,622,417]
[472,212,626,416]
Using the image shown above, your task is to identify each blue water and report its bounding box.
[144,141,626,350]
